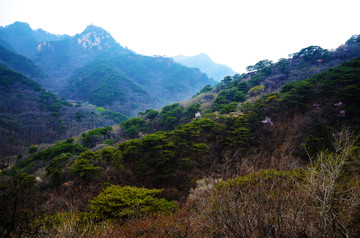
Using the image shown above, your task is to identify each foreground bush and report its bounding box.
[89,185,176,221]
[187,128,360,237]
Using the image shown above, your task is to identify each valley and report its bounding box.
[0,21,360,237]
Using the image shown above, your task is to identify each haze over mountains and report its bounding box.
[173,53,237,81]
[0,21,216,158]
[0,21,215,114]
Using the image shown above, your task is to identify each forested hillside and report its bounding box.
[0,64,127,161]
[1,37,360,237]
[64,55,214,115]
[0,45,43,79]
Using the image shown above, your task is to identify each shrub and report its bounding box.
[45,154,70,185]
[28,145,38,154]
[89,185,176,221]
[82,127,113,147]
[71,151,100,180]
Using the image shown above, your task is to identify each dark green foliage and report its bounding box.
[0,63,42,90]
[45,154,70,185]
[103,139,114,146]
[219,102,237,114]
[81,126,113,148]
[120,118,148,138]
[122,118,145,128]
[0,173,40,237]
[281,80,317,111]
[159,103,185,131]
[67,61,147,108]
[16,139,86,172]
[68,63,130,106]
[199,85,213,94]
[192,84,214,98]
[292,45,330,63]
[211,88,246,113]
[246,59,274,75]
[116,118,225,184]
[237,81,249,92]
[281,57,360,120]
[249,72,265,87]
[102,111,128,123]
[277,58,290,74]
[144,109,159,120]
[224,115,251,150]
[221,76,232,84]
[89,185,176,220]
[124,126,140,138]
[185,102,201,118]
[71,151,100,180]
[28,145,38,154]
[240,93,282,129]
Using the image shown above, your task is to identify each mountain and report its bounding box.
[0,64,127,159]
[0,22,131,81]
[0,22,215,116]
[173,53,237,81]
[0,44,43,79]
[33,24,131,80]
[0,21,66,58]
[1,31,360,237]
[64,55,215,116]
[2,56,359,236]
[66,60,151,115]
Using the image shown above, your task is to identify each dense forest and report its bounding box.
[0,21,360,237]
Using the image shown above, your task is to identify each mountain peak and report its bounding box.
[197,53,211,60]
[77,25,115,50]
[3,21,32,34]
[82,24,108,34]
[173,53,236,81]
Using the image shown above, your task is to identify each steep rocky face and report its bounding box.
[32,25,132,81]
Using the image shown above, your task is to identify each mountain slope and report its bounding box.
[1,33,360,236]
[7,56,360,209]
[33,25,132,80]
[101,55,216,105]
[66,60,150,115]
[0,64,127,159]
[173,53,237,81]
[0,21,66,58]
[64,56,215,116]
[0,44,43,79]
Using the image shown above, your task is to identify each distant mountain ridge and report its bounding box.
[0,21,66,58]
[0,21,215,116]
[173,53,237,81]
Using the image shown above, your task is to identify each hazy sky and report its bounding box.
[0,0,359,73]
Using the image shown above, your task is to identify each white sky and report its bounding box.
[0,0,359,73]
